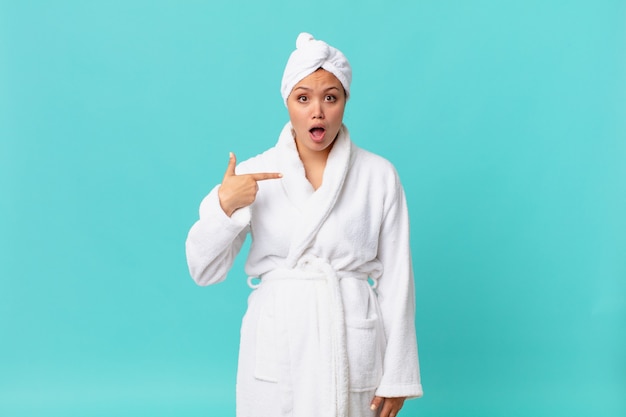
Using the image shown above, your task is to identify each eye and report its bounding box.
[325,95,337,102]
[297,95,308,103]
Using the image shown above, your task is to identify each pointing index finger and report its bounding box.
[250,172,283,181]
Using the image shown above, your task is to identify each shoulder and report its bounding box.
[351,144,402,189]
[346,143,408,215]
[352,146,396,170]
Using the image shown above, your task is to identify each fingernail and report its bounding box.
[370,404,377,410]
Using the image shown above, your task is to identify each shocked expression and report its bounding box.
[287,69,346,157]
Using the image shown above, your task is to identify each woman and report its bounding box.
[186,33,422,417]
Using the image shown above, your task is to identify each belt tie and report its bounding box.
[248,255,372,417]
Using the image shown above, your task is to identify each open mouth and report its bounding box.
[309,127,326,142]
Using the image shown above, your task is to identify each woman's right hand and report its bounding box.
[218,152,282,217]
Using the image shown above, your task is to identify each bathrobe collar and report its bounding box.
[275,122,353,268]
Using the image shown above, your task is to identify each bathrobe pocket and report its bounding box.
[254,304,279,383]
[346,316,384,392]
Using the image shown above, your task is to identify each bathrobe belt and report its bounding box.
[248,255,378,417]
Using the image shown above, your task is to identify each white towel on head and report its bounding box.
[281,32,352,105]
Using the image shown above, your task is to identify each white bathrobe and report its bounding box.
[186,123,422,417]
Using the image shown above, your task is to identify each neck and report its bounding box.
[295,139,334,191]
[298,142,332,165]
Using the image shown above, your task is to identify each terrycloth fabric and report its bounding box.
[281,32,352,105]
[256,256,364,416]
[186,123,423,417]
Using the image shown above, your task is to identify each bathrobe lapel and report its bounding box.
[275,122,352,267]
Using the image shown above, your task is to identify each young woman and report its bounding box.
[186,33,422,417]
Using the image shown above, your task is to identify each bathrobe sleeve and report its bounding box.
[185,185,251,286]
[374,171,423,398]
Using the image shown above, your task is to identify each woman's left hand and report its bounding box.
[370,396,406,417]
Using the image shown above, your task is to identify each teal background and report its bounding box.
[1,0,625,416]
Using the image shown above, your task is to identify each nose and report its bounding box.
[311,99,324,119]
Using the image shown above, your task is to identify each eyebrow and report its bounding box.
[293,86,341,92]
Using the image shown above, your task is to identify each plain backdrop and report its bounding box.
[1,1,625,416]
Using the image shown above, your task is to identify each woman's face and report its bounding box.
[287,69,346,158]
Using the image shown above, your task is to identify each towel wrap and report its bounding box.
[281,32,352,106]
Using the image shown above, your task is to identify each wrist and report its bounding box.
[218,189,236,217]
